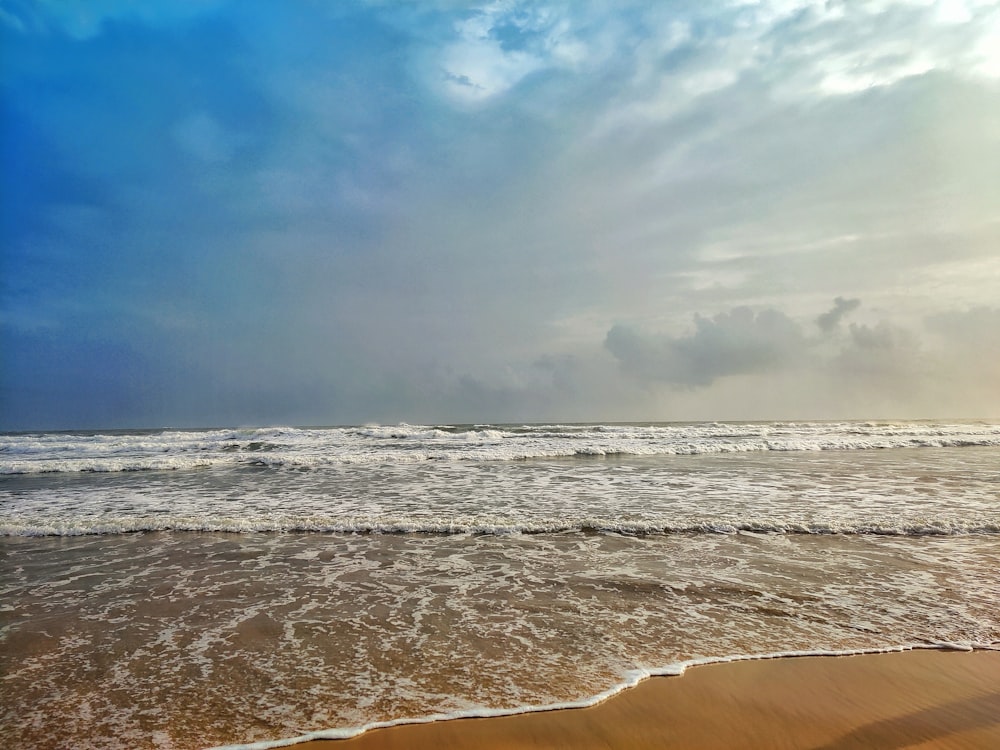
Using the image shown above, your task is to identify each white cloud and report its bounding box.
[432,1,589,105]
[590,0,1000,138]
[440,38,543,102]
[966,3,1000,78]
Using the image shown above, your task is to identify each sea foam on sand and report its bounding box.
[262,649,1000,750]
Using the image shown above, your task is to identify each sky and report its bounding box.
[2,0,999,429]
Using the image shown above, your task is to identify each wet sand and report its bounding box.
[291,649,1000,749]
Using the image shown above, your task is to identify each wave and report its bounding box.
[4,514,998,537]
[3,420,999,475]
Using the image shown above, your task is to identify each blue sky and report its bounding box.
[2,0,999,429]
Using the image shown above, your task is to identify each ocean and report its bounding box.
[2,421,999,749]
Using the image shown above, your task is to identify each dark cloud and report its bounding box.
[816,296,861,333]
[606,307,805,388]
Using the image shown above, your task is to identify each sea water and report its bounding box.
[1,421,998,749]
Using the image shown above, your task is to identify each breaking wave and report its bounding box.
[3,420,999,475]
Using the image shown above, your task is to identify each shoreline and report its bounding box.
[230,648,1000,750]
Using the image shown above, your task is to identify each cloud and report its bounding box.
[606,307,806,388]
[3,2,999,428]
[411,1,591,106]
[439,24,543,103]
[598,299,1000,420]
[816,296,861,333]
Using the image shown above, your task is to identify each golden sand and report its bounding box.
[290,649,1000,749]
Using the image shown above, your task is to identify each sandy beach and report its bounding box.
[293,649,1000,750]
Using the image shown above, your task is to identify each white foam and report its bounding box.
[3,420,1000,474]
[207,642,998,750]
[5,423,999,540]
[3,514,998,537]
[6,516,997,750]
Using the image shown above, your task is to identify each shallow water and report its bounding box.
[2,422,999,749]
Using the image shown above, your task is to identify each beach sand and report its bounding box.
[291,649,1000,749]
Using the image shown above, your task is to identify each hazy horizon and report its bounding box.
[3,1,999,431]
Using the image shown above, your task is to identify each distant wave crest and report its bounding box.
[3,421,1000,475]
